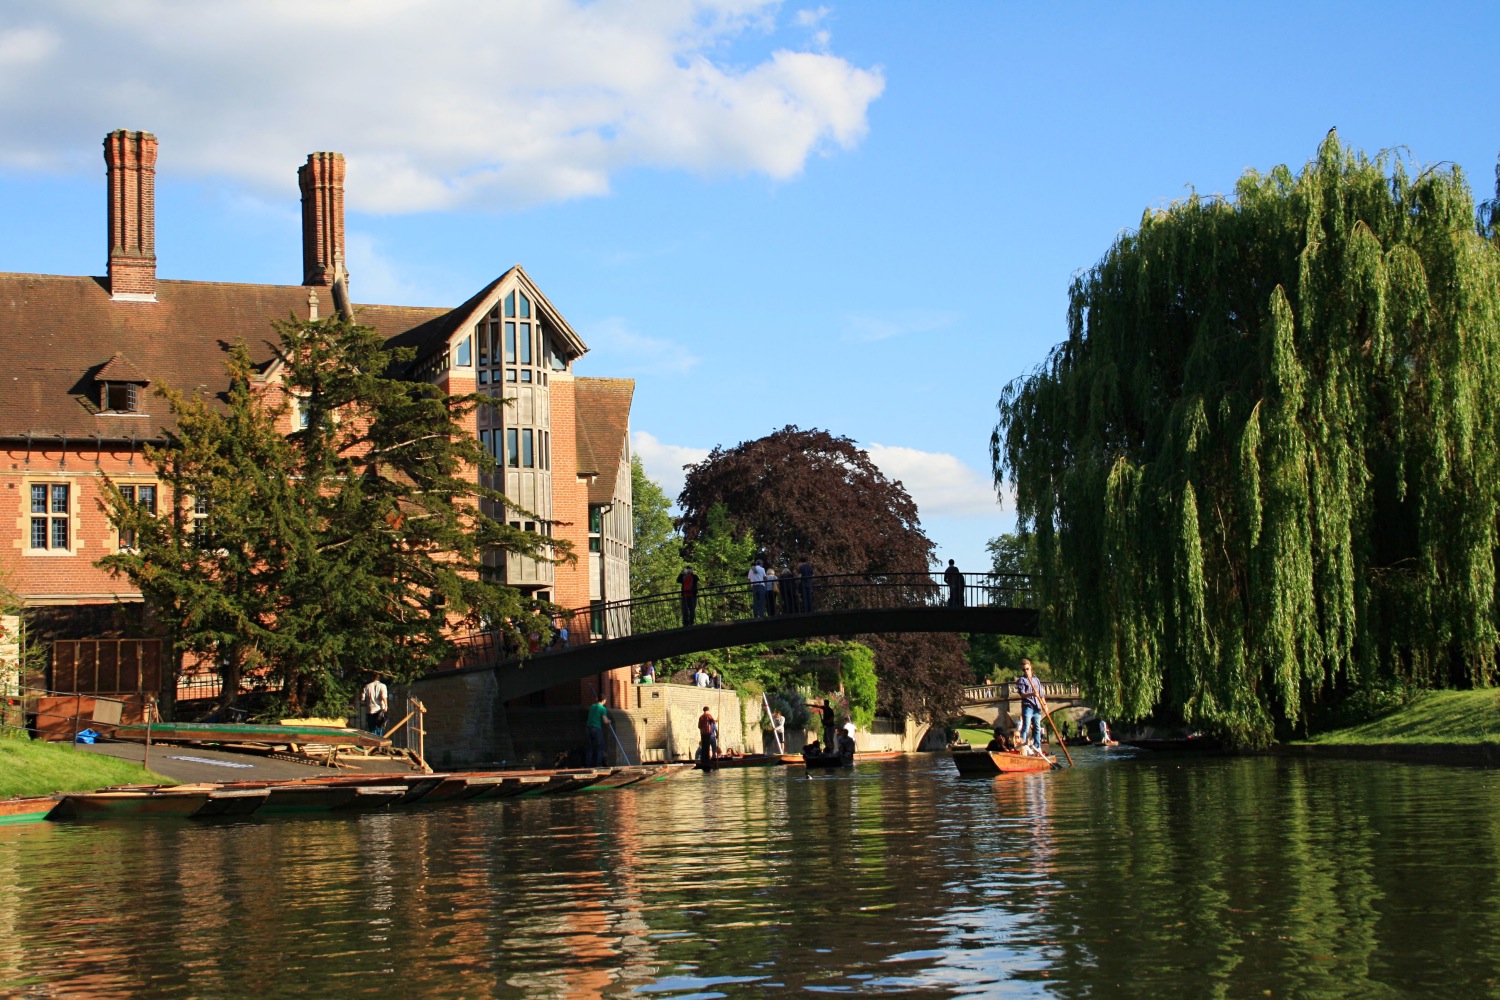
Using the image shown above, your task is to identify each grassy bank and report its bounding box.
[1304,689,1500,746]
[0,739,177,798]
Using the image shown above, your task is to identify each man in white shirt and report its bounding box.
[694,667,709,688]
[361,674,389,737]
[748,560,768,618]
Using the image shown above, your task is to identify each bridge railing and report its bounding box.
[453,571,1033,662]
[961,681,1080,704]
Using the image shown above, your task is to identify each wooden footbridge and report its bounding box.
[438,572,1042,702]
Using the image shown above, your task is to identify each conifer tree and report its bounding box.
[100,316,562,716]
[993,136,1500,746]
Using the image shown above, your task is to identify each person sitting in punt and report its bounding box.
[985,729,1007,752]
[802,739,822,758]
[836,730,856,762]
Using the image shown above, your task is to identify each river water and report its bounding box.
[2,752,1498,998]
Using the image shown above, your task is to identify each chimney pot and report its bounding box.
[299,152,346,288]
[104,130,158,300]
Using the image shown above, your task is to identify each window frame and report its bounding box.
[26,481,72,553]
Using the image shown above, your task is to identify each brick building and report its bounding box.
[0,129,633,712]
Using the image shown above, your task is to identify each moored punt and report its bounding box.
[194,788,271,817]
[950,750,1055,775]
[648,762,697,780]
[468,775,553,801]
[535,769,611,794]
[696,753,784,771]
[780,751,903,766]
[0,795,63,824]
[583,767,654,789]
[112,721,389,750]
[56,788,213,820]
[339,785,408,810]
[258,783,362,814]
[1121,736,1221,753]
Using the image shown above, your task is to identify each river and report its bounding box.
[2,752,1498,998]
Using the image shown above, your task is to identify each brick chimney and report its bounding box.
[104,130,158,300]
[299,152,345,288]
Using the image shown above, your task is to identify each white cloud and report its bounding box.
[582,317,701,376]
[0,1,884,212]
[842,308,961,343]
[632,430,709,502]
[865,443,1004,519]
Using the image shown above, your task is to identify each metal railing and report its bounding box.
[456,571,1037,666]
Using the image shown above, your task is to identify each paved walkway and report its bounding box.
[82,741,419,784]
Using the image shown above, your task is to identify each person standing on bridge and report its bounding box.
[944,559,966,607]
[1016,659,1048,752]
[585,694,612,767]
[677,566,701,626]
[749,559,768,617]
[797,556,814,612]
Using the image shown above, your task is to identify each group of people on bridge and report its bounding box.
[675,555,818,626]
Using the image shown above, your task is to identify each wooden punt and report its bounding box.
[340,785,408,809]
[803,753,854,770]
[56,788,213,820]
[112,721,389,749]
[465,774,550,801]
[695,753,784,771]
[534,769,610,794]
[950,750,1055,775]
[649,763,697,780]
[780,751,903,766]
[193,787,271,817]
[258,783,363,813]
[0,795,63,824]
[583,767,654,789]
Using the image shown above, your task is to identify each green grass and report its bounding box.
[0,739,177,798]
[1304,689,1500,746]
[953,727,997,746]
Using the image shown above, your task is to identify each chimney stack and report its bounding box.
[299,152,345,288]
[104,130,158,300]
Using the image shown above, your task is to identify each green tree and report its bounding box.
[966,532,1048,682]
[630,455,681,598]
[993,135,1500,746]
[100,315,561,716]
[687,502,757,590]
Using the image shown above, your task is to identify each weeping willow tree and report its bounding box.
[993,134,1500,746]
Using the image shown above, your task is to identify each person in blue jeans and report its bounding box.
[1015,659,1049,752]
[585,695,611,766]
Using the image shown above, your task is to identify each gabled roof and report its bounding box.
[394,265,588,373]
[574,377,634,506]
[94,352,152,384]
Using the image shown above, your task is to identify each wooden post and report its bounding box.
[143,696,154,772]
[72,692,81,749]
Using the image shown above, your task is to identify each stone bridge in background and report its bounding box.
[958,681,1085,730]
[426,572,1042,703]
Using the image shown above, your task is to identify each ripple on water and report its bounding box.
[2,756,1499,997]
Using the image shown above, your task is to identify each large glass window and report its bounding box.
[521,429,534,468]
[504,322,517,363]
[29,483,69,550]
[519,322,532,365]
[506,428,519,468]
[118,484,157,549]
[455,336,472,367]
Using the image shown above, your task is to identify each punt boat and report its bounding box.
[0,795,63,824]
[950,749,1056,775]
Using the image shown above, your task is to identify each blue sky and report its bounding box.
[2,1,1497,573]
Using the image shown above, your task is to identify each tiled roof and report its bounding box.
[573,377,634,505]
[0,273,447,439]
[94,352,152,384]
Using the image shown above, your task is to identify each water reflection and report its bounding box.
[1,755,1498,997]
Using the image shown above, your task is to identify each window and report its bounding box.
[479,430,492,459]
[478,325,490,365]
[478,369,488,385]
[193,495,211,548]
[589,506,602,552]
[504,322,517,363]
[29,483,69,551]
[519,322,532,364]
[103,383,140,413]
[117,484,157,549]
[521,429,534,468]
[455,336,472,367]
[504,291,516,318]
[590,600,604,636]
[506,428,519,468]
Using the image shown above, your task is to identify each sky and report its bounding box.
[2,0,1497,573]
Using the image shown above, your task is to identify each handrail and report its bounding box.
[961,681,1080,703]
[456,571,1039,666]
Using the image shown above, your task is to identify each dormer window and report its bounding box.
[94,352,150,415]
[103,382,140,413]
